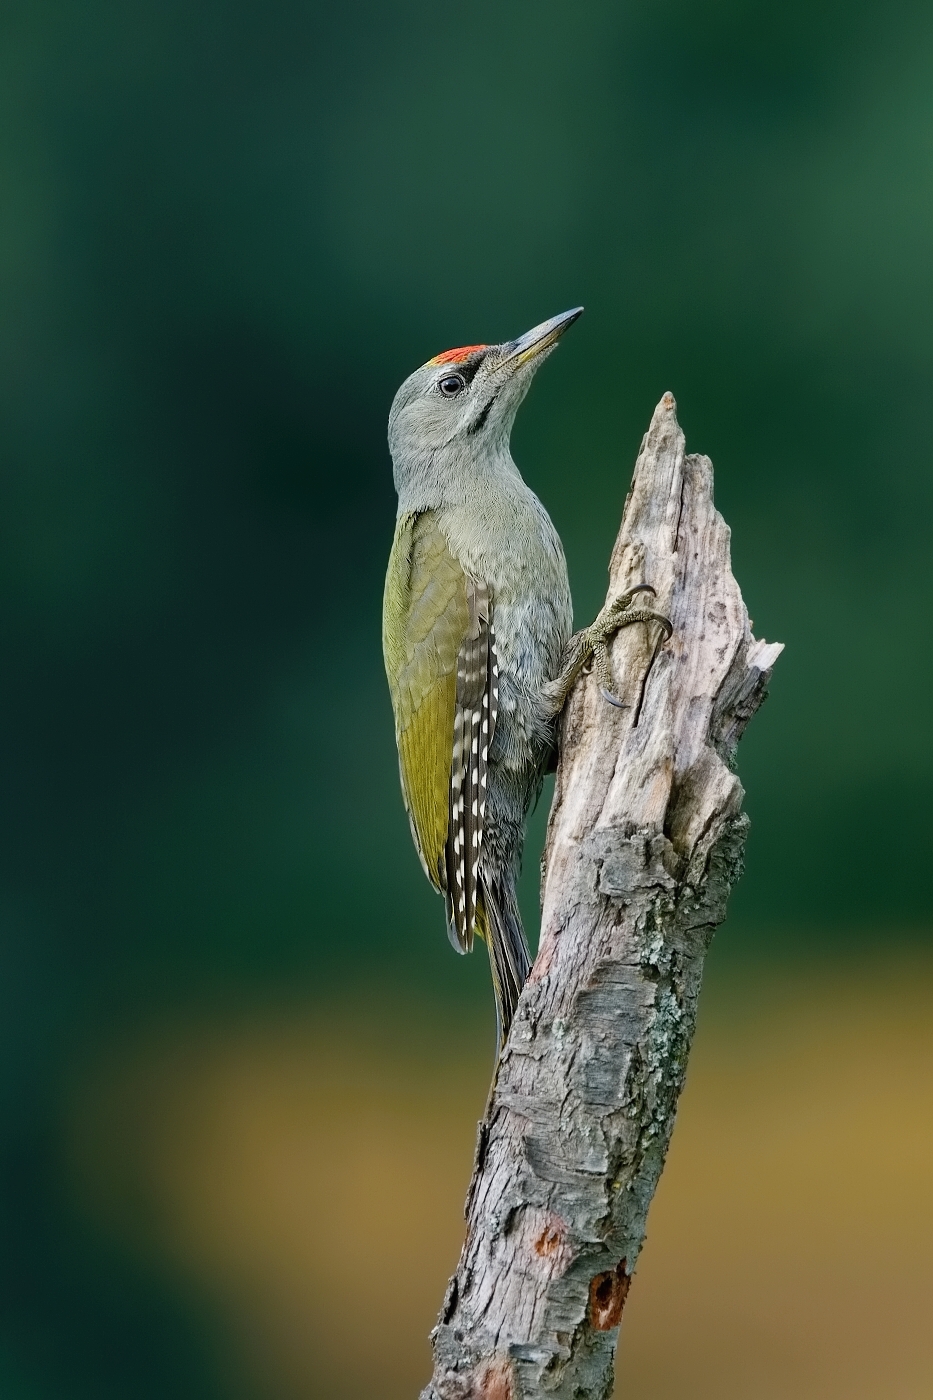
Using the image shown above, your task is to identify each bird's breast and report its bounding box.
[439,489,572,694]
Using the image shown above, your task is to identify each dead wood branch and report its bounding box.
[421,392,783,1400]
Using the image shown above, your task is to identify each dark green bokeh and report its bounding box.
[1,0,931,1392]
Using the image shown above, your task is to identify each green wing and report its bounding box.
[383,511,470,892]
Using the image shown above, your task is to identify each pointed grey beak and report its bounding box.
[498,307,584,370]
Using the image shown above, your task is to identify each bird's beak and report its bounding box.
[497,307,584,372]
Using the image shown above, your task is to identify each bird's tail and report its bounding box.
[476,870,532,1048]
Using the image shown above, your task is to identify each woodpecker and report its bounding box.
[383,309,670,1045]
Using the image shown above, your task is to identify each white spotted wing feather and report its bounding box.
[445,579,498,952]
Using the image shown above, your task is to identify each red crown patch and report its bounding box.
[427,344,488,366]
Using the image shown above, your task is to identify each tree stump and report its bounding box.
[421,392,783,1400]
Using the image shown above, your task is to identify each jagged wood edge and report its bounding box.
[421,392,783,1400]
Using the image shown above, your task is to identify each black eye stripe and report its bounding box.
[457,352,486,386]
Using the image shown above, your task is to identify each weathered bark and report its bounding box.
[421,393,783,1400]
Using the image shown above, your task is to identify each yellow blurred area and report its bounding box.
[66,955,933,1400]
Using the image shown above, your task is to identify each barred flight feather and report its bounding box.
[445,579,497,952]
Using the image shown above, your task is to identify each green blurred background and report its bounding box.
[2,0,932,1396]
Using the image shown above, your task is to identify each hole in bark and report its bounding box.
[589,1259,631,1330]
[534,1221,565,1256]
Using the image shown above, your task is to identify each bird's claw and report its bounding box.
[585,582,672,708]
[599,684,628,709]
[593,642,628,707]
[610,582,657,614]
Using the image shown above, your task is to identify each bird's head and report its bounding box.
[388,308,583,497]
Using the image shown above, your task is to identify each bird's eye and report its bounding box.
[438,373,465,397]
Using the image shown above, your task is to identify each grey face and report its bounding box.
[388,308,583,464]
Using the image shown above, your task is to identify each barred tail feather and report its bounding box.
[476,872,531,1047]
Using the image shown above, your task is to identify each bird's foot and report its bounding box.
[582,584,673,707]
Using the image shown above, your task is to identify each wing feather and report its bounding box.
[445,579,498,952]
[383,512,470,891]
[383,511,497,953]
